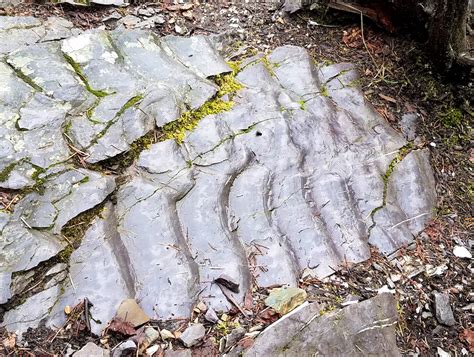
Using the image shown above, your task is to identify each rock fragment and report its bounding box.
[136,327,160,352]
[112,340,136,357]
[453,245,472,258]
[264,287,307,315]
[225,327,246,349]
[160,329,175,340]
[179,323,206,347]
[73,342,110,357]
[204,308,219,323]
[434,292,456,326]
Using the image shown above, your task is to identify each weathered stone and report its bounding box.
[225,327,246,349]
[73,342,110,357]
[47,204,132,335]
[180,323,206,347]
[434,292,456,326]
[138,327,160,352]
[205,308,219,323]
[265,287,307,315]
[400,113,419,141]
[160,329,175,340]
[2,285,60,336]
[233,294,400,356]
[112,340,136,357]
[164,350,192,357]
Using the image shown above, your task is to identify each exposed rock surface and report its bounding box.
[0,16,436,336]
[233,293,400,356]
[434,292,456,326]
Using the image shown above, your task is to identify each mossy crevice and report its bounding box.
[162,63,244,143]
[6,62,43,92]
[0,162,18,183]
[89,94,144,146]
[63,53,110,98]
[368,142,415,234]
[94,130,158,174]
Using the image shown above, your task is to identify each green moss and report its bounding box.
[63,54,110,98]
[440,108,463,128]
[0,162,17,182]
[102,130,157,171]
[31,165,46,186]
[215,73,243,98]
[77,176,90,184]
[9,64,43,92]
[321,85,329,97]
[85,98,103,124]
[92,94,143,144]
[226,60,242,75]
[116,94,143,117]
[163,65,243,143]
[368,142,414,231]
[57,245,74,262]
[297,100,306,110]
[163,99,234,143]
[260,55,280,76]
[62,203,107,248]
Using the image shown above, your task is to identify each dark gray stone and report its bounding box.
[434,292,456,326]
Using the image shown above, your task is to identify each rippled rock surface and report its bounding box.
[0,16,436,334]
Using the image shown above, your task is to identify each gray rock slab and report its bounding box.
[0,16,80,55]
[2,285,60,336]
[47,203,132,335]
[0,167,114,306]
[180,323,206,347]
[234,293,400,356]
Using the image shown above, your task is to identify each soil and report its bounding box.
[0,1,472,356]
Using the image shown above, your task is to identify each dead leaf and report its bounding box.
[378,93,397,104]
[192,339,220,357]
[2,333,16,350]
[244,291,253,310]
[255,308,279,325]
[404,102,417,113]
[64,305,72,315]
[460,329,474,352]
[107,317,136,336]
